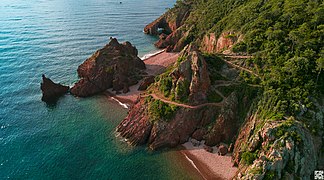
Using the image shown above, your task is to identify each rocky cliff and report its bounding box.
[70,38,145,97]
[116,45,256,150]
[135,0,324,178]
[144,1,192,52]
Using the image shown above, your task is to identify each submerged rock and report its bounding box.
[40,74,69,103]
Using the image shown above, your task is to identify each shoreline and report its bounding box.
[105,50,179,106]
[107,50,238,179]
[180,141,238,180]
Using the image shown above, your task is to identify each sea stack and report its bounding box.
[40,74,69,103]
[70,38,146,97]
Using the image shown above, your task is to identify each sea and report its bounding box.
[0,0,200,179]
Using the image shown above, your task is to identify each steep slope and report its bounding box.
[116,45,257,150]
[136,0,324,179]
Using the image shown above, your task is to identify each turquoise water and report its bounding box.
[0,0,200,179]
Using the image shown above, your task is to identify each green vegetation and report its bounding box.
[241,151,258,165]
[264,171,276,180]
[173,0,324,117]
[147,97,179,122]
[177,56,186,64]
[159,76,173,97]
[207,91,223,103]
[232,41,247,53]
[175,79,190,102]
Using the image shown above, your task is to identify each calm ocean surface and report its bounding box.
[0,0,199,179]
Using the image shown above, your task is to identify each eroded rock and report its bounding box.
[70,38,145,97]
[40,74,69,103]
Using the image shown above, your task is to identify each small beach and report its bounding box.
[105,50,179,106]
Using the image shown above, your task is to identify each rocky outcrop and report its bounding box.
[205,92,239,146]
[40,74,69,103]
[144,4,190,35]
[144,3,192,52]
[70,38,145,97]
[116,97,220,150]
[233,114,323,179]
[116,46,245,150]
[201,32,243,54]
[138,76,155,91]
[161,45,211,104]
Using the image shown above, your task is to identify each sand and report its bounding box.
[105,50,179,106]
[180,141,238,180]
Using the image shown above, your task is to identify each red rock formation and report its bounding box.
[116,47,241,150]
[70,38,145,97]
[202,32,242,54]
[144,5,191,52]
[40,74,69,102]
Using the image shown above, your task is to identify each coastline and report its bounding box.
[180,142,238,180]
[107,50,238,179]
[105,50,179,106]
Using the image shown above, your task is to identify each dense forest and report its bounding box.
[175,0,324,118]
[153,0,324,178]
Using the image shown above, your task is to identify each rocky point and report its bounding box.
[70,38,146,97]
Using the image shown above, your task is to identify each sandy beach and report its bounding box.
[105,50,179,106]
[180,141,238,180]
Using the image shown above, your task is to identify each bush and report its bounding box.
[148,99,179,122]
[232,41,247,53]
[175,79,190,102]
[241,151,257,165]
[159,76,173,97]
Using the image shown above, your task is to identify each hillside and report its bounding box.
[119,0,324,179]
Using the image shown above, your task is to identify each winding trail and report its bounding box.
[141,93,223,109]
[221,55,259,77]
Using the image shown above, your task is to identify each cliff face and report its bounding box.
[116,46,254,150]
[144,2,192,52]
[232,114,323,179]
[201,32,243,54]
[70,38,145,97]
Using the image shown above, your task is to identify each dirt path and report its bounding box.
[142,93,223,109]
[223,60,259,77]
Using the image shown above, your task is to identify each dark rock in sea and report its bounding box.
[70,38,145,97]
[218,145,228,156]
[40,74,69,103]
[138,76,155,91]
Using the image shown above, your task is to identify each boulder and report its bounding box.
[138,76,155,91]
[218,145,228,156]
[40,74,69,103]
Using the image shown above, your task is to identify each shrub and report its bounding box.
[148,99,179,122]
[241,151,257,165]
